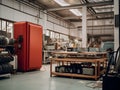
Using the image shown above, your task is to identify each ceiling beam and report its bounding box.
[86,28,114,30]
[70,19,82,22]
[63,12,113,20]
[87,17,114,20]
[94,7,113,10]
[47,1,113,12]
[77,25,114,28]
[102,39,114,41]
[101,38,114,41]
[69,17,113,22]
[95,11,114,16]
[88,13,114,17]
[63,16,82,20]
[88,34,113,37]
[87,25,114,27]
[83,0,96,15]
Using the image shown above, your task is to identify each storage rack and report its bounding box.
[0,46,13,77]
[50,51,107,80]
[43,50,54,64]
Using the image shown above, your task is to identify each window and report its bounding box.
[54,33,59,39]
[0,19,14,38]
[45,29,69,44]
[0,20,1,30]
[1,20,6,31]
[46,30,50,36]
[60,34,69,42]
[50,31,55,39]
[7,22,13,38]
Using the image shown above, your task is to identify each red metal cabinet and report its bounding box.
[14,22,42,72]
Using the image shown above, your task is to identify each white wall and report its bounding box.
[1,0,39,23]
[54,24,69,35]
[70,29,79,38]
[0,0,70,35]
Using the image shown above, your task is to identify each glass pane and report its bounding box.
[60,34,69,42]
[55,33,59,39]
[0,20,1,30]
[46,30,50,36]
[7,22,13,38]
[50,31,55,39]
[2,20,6,31]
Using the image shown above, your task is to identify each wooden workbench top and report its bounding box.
[52,51,107,55]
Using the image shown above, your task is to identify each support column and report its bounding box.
[43,10,47,34]
[114,0,119,50]
[82,6,87,48]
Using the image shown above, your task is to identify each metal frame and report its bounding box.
[47,1,113,12]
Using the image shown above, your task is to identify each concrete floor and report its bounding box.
[0,65,102,90]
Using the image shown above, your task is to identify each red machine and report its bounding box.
[14,22,42,72]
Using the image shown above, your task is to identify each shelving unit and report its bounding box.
[0,48,14,77]
[50,51,107,80]
[43,50,54,64]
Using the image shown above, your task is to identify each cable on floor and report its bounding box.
[85,80,102,89]
[40,65,48,71]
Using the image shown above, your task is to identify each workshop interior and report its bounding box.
[0,0,119,90]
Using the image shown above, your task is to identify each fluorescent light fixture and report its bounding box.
[54,0,82,16]
[54,0,70,6]
[69,9,82,16]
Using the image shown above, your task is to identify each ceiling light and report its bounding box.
[54,0,82,16]
[69,9,82,16]
[54,0,70,6]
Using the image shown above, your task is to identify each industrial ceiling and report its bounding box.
[17,0,114,41]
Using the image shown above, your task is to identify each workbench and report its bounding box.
[50,51,107,80]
